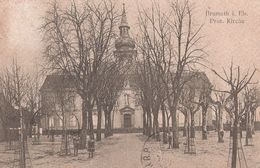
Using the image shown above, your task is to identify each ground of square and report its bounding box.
[0,131,259,168]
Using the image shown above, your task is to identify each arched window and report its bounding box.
[59,116,63,127]
[49,116,54,128]
[134,94,140,106]
[70,116,77,127]
[124,94,129,106]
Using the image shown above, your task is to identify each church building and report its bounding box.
[40,4,213,133]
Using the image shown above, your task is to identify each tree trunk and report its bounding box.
[143,110,147,135]
[215,109,218,132]
[190,112,195,138]
[37,122,41,143]
[147,108,152,136]
[231,95,239,168]
[161,104,167,144]
[108,111,112,136]
[231,117,238,168]
[152,115,155,138]
[239,122,242,138]
[230,117,234,137]
[245,111,249,145]
[62,112,68,155]
[28,123,33,138]
[87,103,94,139]
[104,109,109,138]
[218,107,224,143]
[251,111,255,135]
[215,109,219,139]
[96,101,102,141]
[153,112,159,141]
[171,105,179,148]
[183,114,187,137]
[245,109,253,146]
[202,106,208,140]
[80,100,87,149]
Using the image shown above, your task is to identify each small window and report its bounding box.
[124,94,129,106]
[49,116,54,128]
[70,116,77,127]
[59,116,63,127]
[134,94,140,106]
[115,101,119,107]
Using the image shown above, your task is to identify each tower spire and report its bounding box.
[115,3,135,51]
[119,3,130,37]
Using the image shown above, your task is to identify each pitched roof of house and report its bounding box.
[40,74,76,91]
[183,71,212,89]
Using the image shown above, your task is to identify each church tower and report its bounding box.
[114,3,137,64]
[113,4,142,130]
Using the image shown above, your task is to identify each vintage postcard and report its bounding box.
[0,0,259,168]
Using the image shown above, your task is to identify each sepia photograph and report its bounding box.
[0,0,260,167]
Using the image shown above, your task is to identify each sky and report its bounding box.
[0,0,260,90]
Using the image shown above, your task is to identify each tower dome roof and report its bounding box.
[115,3,135,50]
[115,36,135,50]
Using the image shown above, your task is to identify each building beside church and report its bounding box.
[0,92,19,141]
[40,5,213,133]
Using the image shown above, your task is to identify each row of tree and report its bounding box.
[133,2,258,167]
[134,0,208,147]
[41,0,127,148]
[0,0,258,167]
[0,59,41,141]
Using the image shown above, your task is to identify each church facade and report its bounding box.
[40,5,213,133]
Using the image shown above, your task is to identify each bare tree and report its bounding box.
[166,0,207,148]
[137,1,171,140]
[54,75,76,155]
[42,0,119,148]
[198,78,212,140]
[212,62,256,168]
[179,81,201,154]
[179,78,201,139]
[242,86,259,145]
[210,92,226,142]
[136,0,206,147]
[0,92,18,142]
[95,61,125,140]
[135,56,157,137]
[24,71,41,140]
[249,88,259,134]
[0,59,29,168]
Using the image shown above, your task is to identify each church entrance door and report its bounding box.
[124,114,131,128]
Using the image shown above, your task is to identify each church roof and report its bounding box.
[183,71,212,90]
[40,74,76,92]
[115,4,135,50]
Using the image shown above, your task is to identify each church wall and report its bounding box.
[41,87,214,132]
[133,107,143,128]
[113,110,121,128]
[256,107,260,121]
[40,90,82,131]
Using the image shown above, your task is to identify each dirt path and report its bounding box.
[1,132,260,168]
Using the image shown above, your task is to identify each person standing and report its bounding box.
[73,135,79,156]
